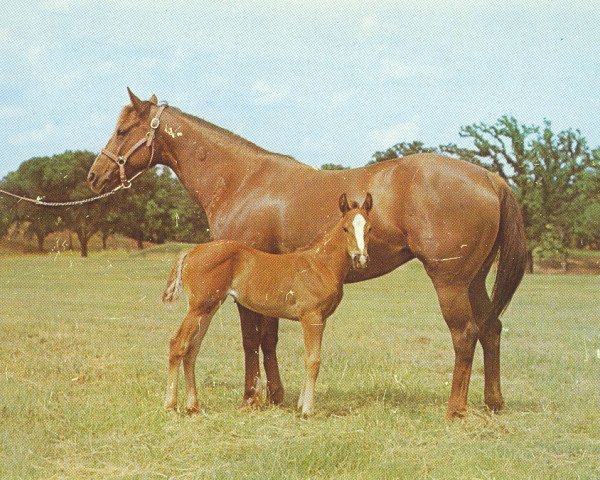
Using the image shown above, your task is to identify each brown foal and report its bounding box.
[163,194,373,416]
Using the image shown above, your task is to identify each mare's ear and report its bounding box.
[127,87,149,116]
[149,94,158,105]
[362,192,373,213]
[339,193,350,214]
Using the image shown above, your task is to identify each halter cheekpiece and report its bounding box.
[101,103,168,189]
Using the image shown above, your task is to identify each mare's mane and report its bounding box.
[170,106,303,164]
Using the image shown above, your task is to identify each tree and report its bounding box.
[446,116,598,270]
[1,156,63,251]
[320,163,349,170]
[372,141,438,163]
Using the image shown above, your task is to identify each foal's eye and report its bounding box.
[342,227,348,232]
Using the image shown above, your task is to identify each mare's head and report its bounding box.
[339,193,373,269]
[88,88,165,193]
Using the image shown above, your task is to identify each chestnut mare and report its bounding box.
[88,90,527,418]
[163,193,373,417]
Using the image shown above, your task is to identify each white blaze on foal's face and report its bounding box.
[352,213,367,254]
[346,212,370,269]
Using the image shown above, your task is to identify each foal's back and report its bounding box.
[182,239,343,321]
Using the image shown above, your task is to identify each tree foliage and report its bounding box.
[0,152,209,256]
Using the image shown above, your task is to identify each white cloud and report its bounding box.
[358,14,379,40]
[368,118,420,148]
[329,88,358,107]
[252,80,289,105]
[95,61,114,75]
[0,105,24,119]
[43,0,79,11]
[9,123,55,146]
[381,59,443,79]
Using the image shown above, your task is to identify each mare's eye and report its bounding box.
[116,128,126,136]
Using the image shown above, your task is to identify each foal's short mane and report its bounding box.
[170,106,303,164]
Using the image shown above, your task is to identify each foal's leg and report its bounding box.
[165,309,214,412]
[299,313,325,417]
[469,278,504,412]
[435,284,479,419]
[261,318,284,404]
[182,313,214,414]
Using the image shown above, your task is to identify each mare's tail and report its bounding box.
[162,251,188,304]
[489,180,528,320]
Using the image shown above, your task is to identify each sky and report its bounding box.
[1,0,599,178]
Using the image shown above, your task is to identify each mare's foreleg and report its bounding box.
[298,313,325,417]
[238,304,264,407]
[261,318,284,404]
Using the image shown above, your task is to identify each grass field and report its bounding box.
[1,249,598,479]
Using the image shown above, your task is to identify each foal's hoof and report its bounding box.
[445,408,467,420]
[186,404,200,415]
[299,410,314,419]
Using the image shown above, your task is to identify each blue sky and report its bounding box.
[1,0,599,177]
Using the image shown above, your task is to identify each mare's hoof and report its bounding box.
[186,404,200,415]
[266,386,284,405]
[239,394,264,410]
[485,398,505,413]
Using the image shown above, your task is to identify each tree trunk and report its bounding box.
[136,234,144,250]
[76,230,89,258]
[526,250,534,274]
[36,232,45,252]
[102,232,109,250]
[68,231,74,251]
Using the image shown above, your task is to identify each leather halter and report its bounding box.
[100,104,167,188]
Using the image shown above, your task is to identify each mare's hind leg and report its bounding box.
[469,278,504,412]
[435,284,479,419]
[261,318,284,405]
[165,309,214,412]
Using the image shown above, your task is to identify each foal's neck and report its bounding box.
[310,219,352,281]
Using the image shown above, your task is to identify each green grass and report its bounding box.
[0,251,598,479]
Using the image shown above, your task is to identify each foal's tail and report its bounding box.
[489,180,528,321]
[162,251,188,304]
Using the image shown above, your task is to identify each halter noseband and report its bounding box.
[101,103,168,189]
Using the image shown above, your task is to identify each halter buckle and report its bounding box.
[150,117,160,129]
[116,156,126,166]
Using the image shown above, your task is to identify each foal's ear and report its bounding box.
[362,192,373,213]
[339,193,351,214]
[149,94,158,105]
[127,87,149,116]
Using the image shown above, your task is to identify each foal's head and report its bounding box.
[339,193,373,269]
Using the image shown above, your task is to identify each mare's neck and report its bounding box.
[156,108,307,224]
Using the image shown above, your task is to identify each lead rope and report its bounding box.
[0,185,122,207]
[0,104,167,207]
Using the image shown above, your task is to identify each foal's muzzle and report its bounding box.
[352,253,369,269]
